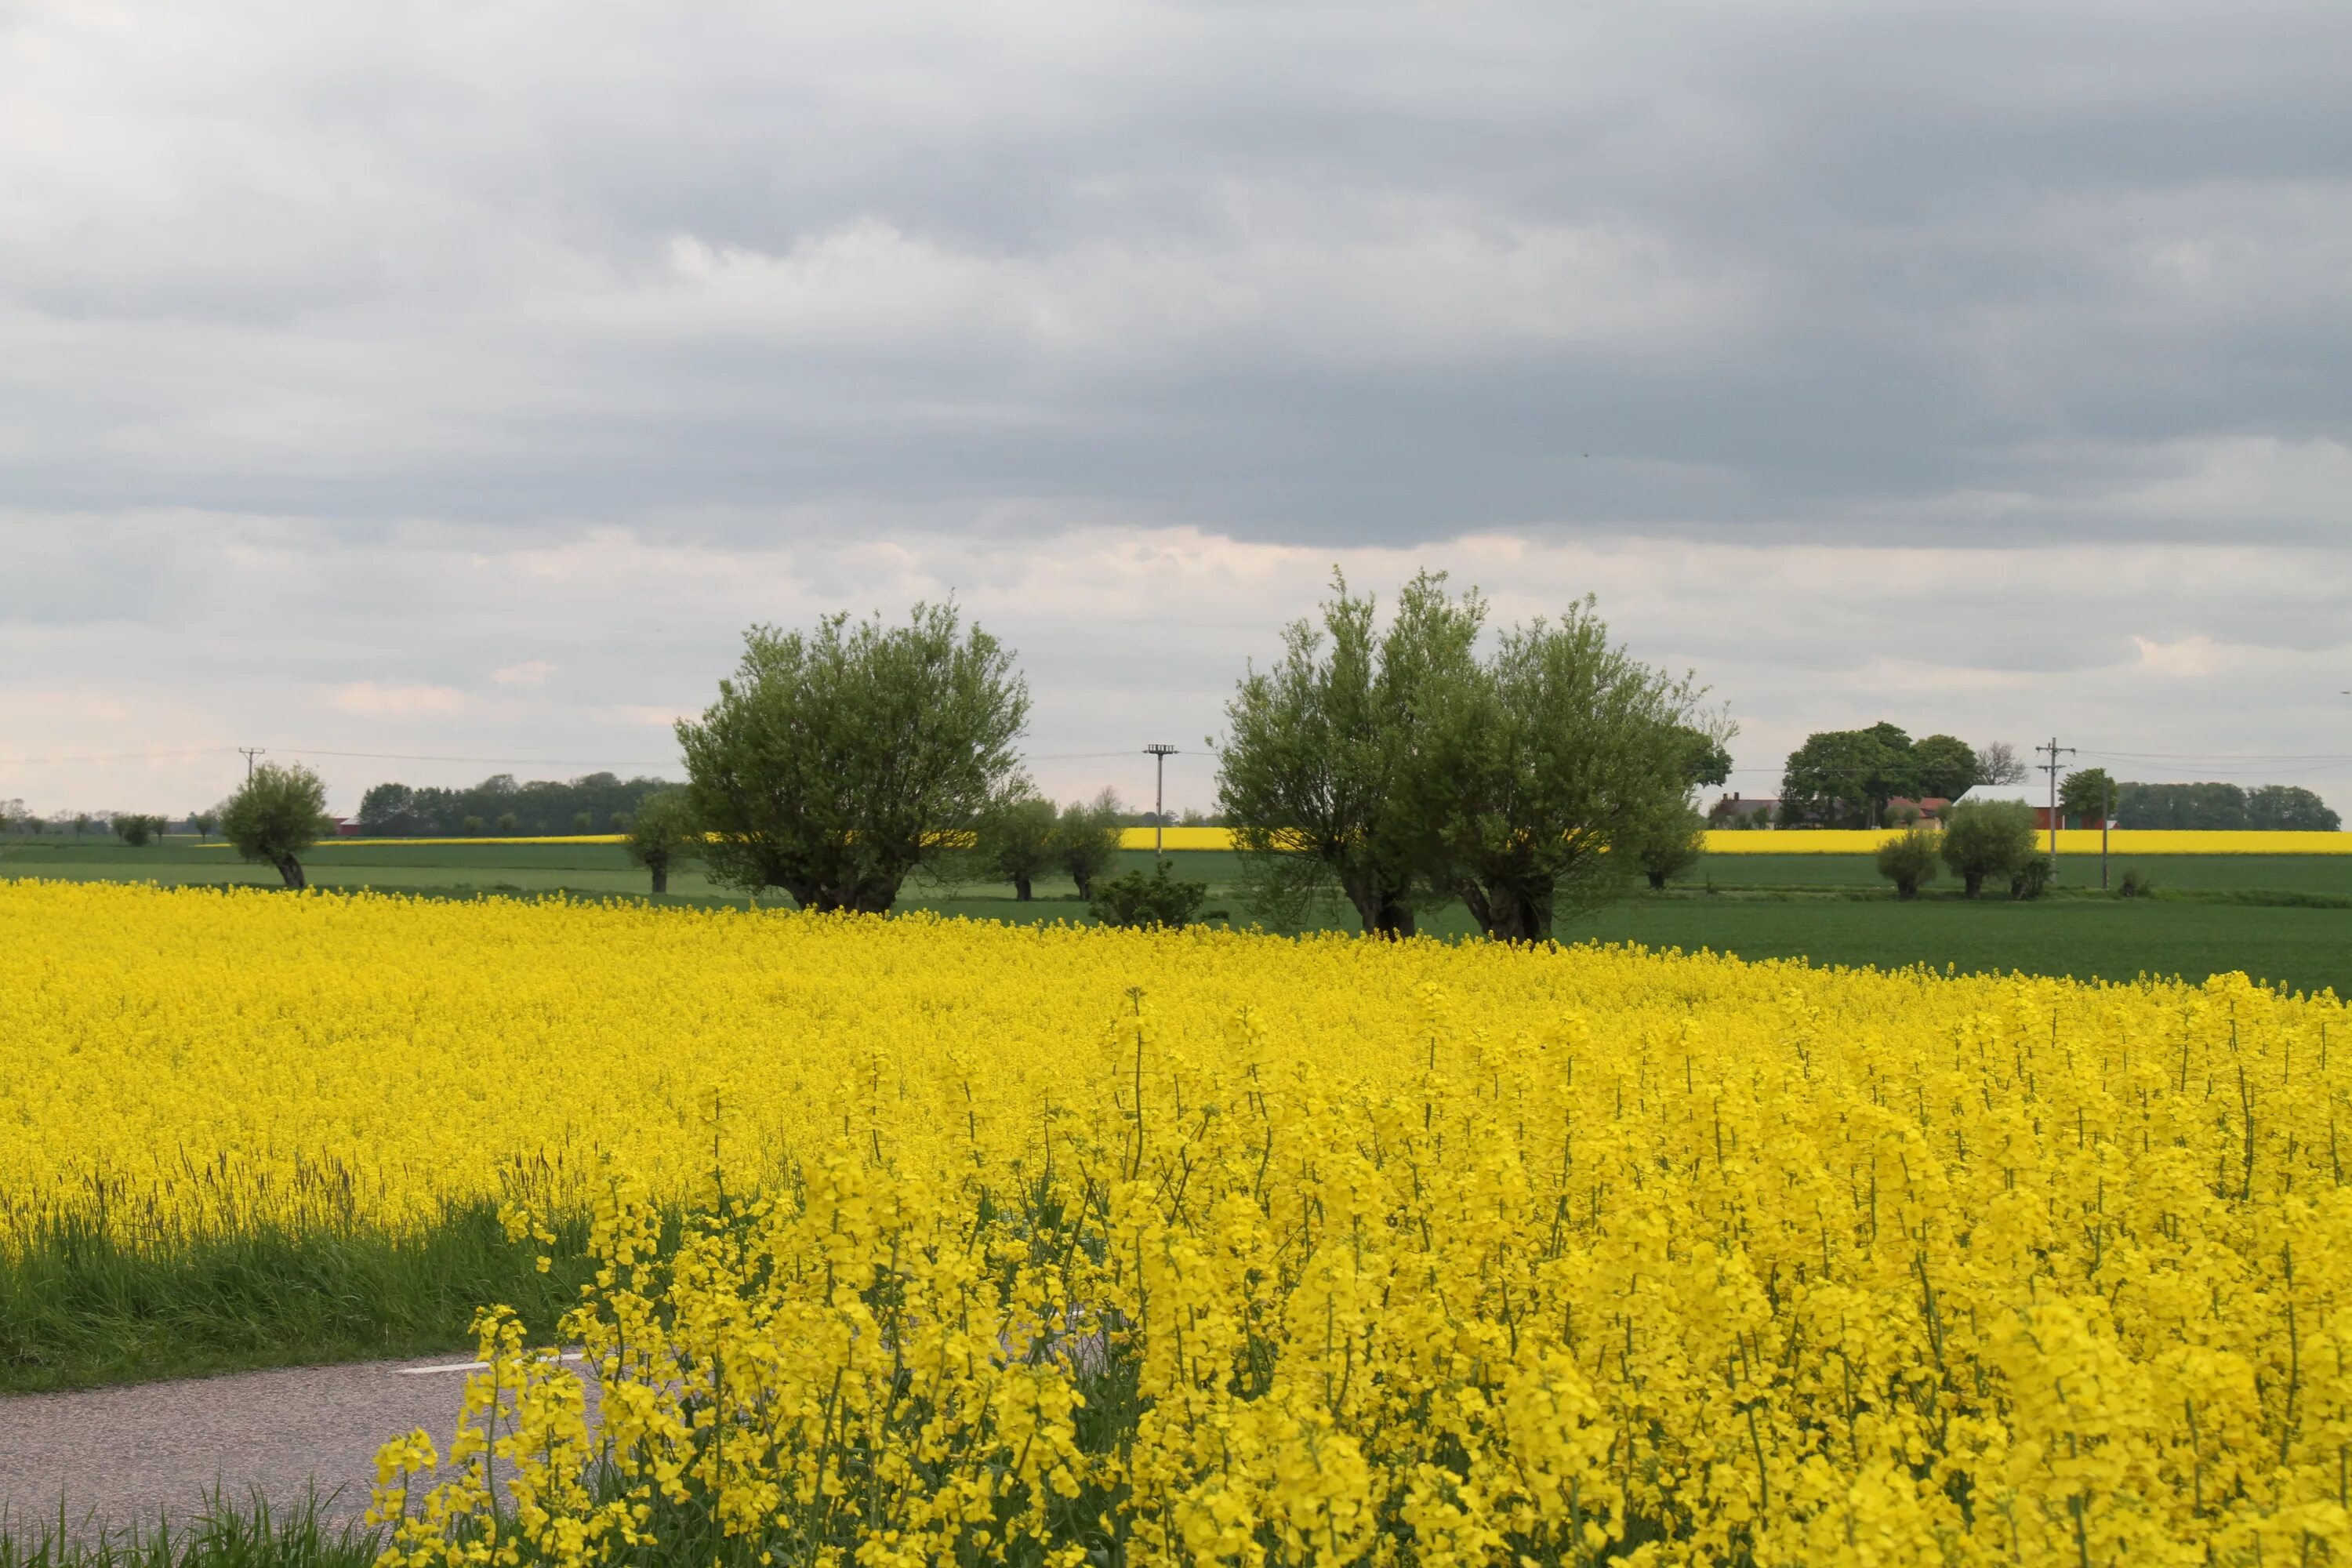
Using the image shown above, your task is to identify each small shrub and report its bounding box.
[461,815,486,836]
[1939,799,2036,898]
[2118,868,2153,898]
[1089,864,1208,929]
[2009,859,2051,901]
[1874,828,1940,900]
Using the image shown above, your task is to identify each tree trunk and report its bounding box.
[1371,897,1415,939]
[1481,881,1551,944]
[1014,874,1033,902]
[1341,873,1385,936]
[652,865,669,895]
[1647,870,1667,891]
[1454,879,1496,938]
[1897,881,1917,900]
[276,855,305,890]
[1072,869,1092,898]
[1963,873,1982,898]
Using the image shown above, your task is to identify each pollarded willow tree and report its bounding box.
[1215,571,1484,937]
[677,603,1030,914]
[220,763,336,889]
[1218,577,1716,942]
[1411,601,1709,942]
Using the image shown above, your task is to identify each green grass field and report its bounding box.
[7,833,2349,996]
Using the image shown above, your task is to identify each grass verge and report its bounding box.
[0,1202,597,1394]
[0,1490,379,1568]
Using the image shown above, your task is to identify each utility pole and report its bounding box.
[238,746,266,782]
[2035,737,2075,875]
[2101,775,2113,891]
[1144,744,1178,868]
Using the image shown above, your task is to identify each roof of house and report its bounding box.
[1951,784,2042,808]
[1710,794,1777,813]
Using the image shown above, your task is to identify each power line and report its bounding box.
[2076,750,2352,762]
[1022,750,1162,761]
[0,748,243,766]
[267,747,677,768]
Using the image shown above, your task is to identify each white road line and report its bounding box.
[395,1352,587,1376]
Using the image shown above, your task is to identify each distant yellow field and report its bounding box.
[1131,827,2347,855]
[209,826,2349,854]
[1702,828,2352,855]
[289,835,630,848]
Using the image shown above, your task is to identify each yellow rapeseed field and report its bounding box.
[202,827,2352,854]
[5,881,2351,1564]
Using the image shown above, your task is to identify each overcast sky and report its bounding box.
[5,0,2349,819]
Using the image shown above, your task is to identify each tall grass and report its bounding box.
[0,1202,599,1392]
[0,1490,379,1568]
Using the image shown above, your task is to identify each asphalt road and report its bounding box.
[0,1354,600,1537]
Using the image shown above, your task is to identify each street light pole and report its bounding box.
[1144,744,1178,868]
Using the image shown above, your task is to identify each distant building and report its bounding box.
[335,817,364,837]
[1883,796,1954,825]
[1708,792,1779,826]
[1951,784,2107,831]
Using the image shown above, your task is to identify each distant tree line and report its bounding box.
[1769,726,2013,829]
[1759,731,2341,833]
[354,771,679,836]
[2115,782,2339,832]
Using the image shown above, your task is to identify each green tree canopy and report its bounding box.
[220,764,335,889]
[1910,735,1979,800]
[1778,730,1896,828]
[358,772,677,837]
[1054,790,1123,899]
[187,810,218,843]
[678,603,1030,914]
[2246,785,2341,832]
[623,791,699,895]
[1938,799,2037,898]
[979,792,1060,901]
[2058,767,2116,825]
[1414,601,1700,942]
[1628,804,1707,891]
[2115,782,2250,830]
[1674,727,1733,791]
[1217,570,1484,937]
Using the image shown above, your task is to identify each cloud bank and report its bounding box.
[2,1,2347,814]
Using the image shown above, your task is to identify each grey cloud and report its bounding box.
[3,1,2350,543]
[5,3,2351,819]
